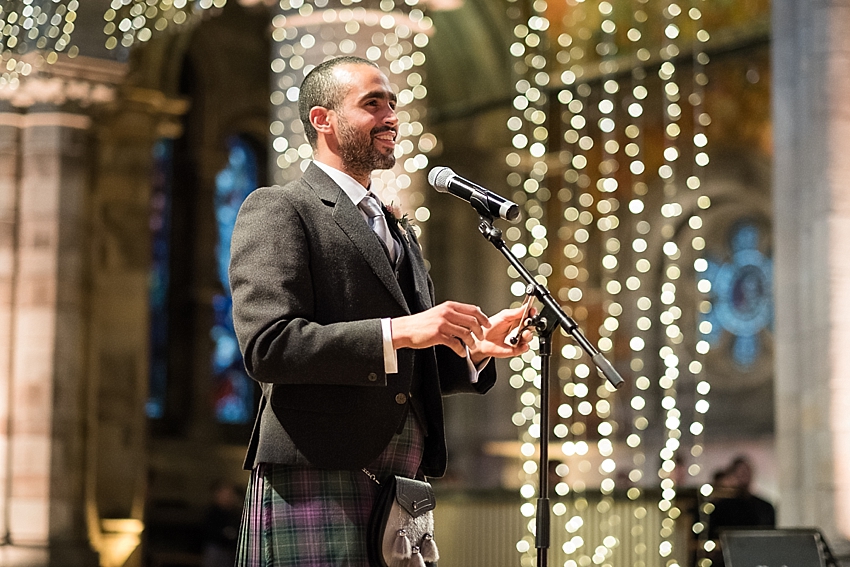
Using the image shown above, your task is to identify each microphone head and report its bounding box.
[427,166,454,193]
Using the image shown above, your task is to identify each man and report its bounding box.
[709,457,776,538]
[229,56,529,566]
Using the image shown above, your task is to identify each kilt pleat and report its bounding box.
[236,413,425,567]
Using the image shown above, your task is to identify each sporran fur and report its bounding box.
[366,474,439,567]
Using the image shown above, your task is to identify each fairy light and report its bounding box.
[555,1,626,565]
[625,0,650,565]
[507,1,714,565]
[592,3,623,563]
[0,0,80,87]
[268,0,434,237]
[555,75,585,567]
[519,27,554,250]
[555,2,594,566]
[506,0,555,564]
[0,0,79,56]
[654,1,686,565]
[103,0,226,52]
[687,1,712,564]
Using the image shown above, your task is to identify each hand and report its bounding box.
[391,301,491,357]
[468,305,535,364]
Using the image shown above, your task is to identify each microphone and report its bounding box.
[428,167,521,222]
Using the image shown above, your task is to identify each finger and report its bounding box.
[445,312,484,339]
[448,329,476,349]
[463,314,486,338]
[439,319,477,344]
[499,314,524,330]
[474,307,491,328]
[449,302,490,328]
[478,341,528,359]
[493,305,526,326]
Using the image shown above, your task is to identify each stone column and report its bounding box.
[772,0,850,553]
[0,54,163,567]
[0,106,98,567]
[0,103,22,549]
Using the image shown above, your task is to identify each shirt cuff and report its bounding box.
[466,346,490,383]
[381,318,398,374]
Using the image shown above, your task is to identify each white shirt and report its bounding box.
[312,159,485,381]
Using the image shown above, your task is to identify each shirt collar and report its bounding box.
[312,160,370,207]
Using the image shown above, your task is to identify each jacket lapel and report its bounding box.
[390,221,432,311]
[303,163,409,313]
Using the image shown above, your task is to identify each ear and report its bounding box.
[309,106,333,137]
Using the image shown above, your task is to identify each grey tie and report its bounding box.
[359,192,396,262]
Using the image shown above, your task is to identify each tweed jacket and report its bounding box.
[229,163,496,477]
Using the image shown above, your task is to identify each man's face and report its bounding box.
[331,64,399,179]
[732,461,752,489]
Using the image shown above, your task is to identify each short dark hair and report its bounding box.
[299,56,379,148]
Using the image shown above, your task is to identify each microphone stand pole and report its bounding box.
[474,209,624,567]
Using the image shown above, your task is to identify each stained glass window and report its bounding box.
[212,136,258,424]
[147,139,173,419]
[700,222,773,367]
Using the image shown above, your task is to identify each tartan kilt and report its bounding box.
[235,412,425,567]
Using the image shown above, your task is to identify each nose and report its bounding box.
[384,103,399,128]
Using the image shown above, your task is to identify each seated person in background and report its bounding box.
[708,455,776,540]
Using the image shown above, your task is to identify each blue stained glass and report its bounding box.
[699,222,773,367]
[212,137,258,424]
[147,139,173,419]
[732,334,760,367]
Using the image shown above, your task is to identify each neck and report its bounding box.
[314,148,371,187]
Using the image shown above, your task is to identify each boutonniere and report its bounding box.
[384,202,412,241]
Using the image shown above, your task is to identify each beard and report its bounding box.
[336,114,396,180]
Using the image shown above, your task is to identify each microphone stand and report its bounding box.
[473,204,624,567]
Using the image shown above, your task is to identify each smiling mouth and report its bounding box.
[373,126,397,140]
[374,132,396,144]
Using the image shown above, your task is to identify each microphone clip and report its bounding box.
[469,192,496,221]
[478,214,503,246]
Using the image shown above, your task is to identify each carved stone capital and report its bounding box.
[0,54,127,110]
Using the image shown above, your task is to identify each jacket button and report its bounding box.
[368,372,378,382]
[395,393,408,405]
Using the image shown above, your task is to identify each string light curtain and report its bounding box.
[503,0,553,560]
[268,0,436,234]
[506,0,712,565]
[687,1,714,564]
[623,2,651,567]
[103,0,227,52]
[0,0,227,88]
[656,0,685,560]
[0,0,80,87]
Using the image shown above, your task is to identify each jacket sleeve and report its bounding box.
[435,345,498,395]
[228,187,386,387]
